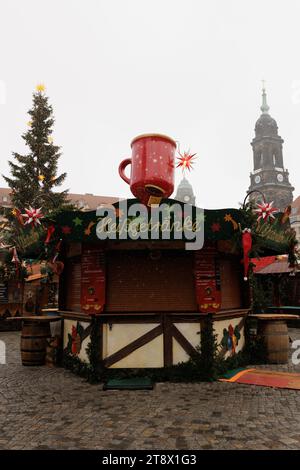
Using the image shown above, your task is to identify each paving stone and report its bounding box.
[0,330,300,449]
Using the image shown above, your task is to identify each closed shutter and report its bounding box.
[219,256,242,309]
[65,257,81,312]
[106,250,197,312]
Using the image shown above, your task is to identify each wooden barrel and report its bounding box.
[260,320,289,364]
[21,320,51,366]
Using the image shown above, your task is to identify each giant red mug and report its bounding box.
[118,133,176,206]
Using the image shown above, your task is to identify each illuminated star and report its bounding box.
[253,201,278,222]
[73,217,83,226]
[62,225,72,234]
[22,207,43,227]
[176,150,197,172]
[84,221,96,235]
[36,83,46,92]
[224,213,238,230]
[211,222,221,232]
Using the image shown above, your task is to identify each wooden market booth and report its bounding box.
[53,199,258,369]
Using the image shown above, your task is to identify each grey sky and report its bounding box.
[0,0,299,209]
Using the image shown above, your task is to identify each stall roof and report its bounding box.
[49,198,294,255]
[254,256,299,275]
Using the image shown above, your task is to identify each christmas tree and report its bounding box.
[3,84,68,212]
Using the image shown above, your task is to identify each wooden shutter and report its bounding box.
[105,250,197,312]
[219,256,242,309]
[65,256,81,312]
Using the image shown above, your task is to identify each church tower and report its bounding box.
[248,84,294,210]
[175,176,196,205]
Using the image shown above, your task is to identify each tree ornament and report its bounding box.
[12,208,24,225]
[242,228,252,281]
[22,207,43,227]
[254,201,278,222]
[27,121,32,127]
[38,174,45,182]
[176,150,197,172]
[47,136,53,144]
[36,83,46,92]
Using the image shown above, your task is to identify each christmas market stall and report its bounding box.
[252,255,300,310]
[49,134,297,372]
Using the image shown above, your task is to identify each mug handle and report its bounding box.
[118,158,132,185]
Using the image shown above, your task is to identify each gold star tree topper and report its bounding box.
[36,83,46,92]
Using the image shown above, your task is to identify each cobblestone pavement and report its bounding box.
[1,329,300,450]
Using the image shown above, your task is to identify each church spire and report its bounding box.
[260,80,270,114]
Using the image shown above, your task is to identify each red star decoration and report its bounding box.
[211,222,221,232]
[62,225,72,234]
[176,151,197,172]
[253,201,278,222]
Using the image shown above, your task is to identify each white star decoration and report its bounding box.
[22,207,43,227]
[253,201,278,222]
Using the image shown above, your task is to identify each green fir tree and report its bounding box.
[3,84,68,212]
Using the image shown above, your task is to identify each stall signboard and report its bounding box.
[80,246,105,314]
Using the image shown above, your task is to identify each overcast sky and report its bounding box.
[0,0,299,208]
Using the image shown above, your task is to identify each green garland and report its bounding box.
[62,314,267,384]
[63,316,105,383]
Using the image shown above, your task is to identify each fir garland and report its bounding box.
[62,314,266,384]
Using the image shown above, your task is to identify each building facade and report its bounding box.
[0,188,119,211]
